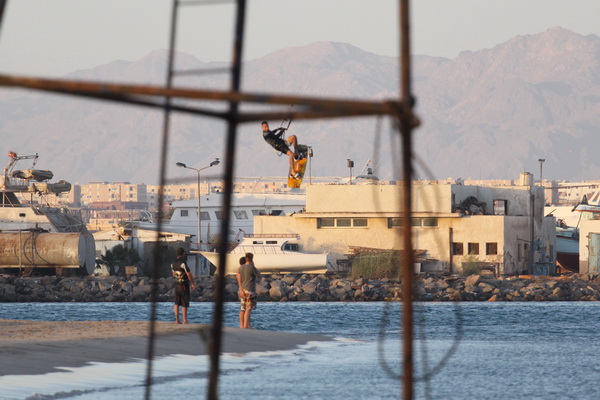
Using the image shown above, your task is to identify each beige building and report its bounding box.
[80,182,147,206]
[253,180,556,275]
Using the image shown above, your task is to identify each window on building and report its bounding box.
[252,209,266,215]
[180,210,189,217]
[423,218,438,227]
[452,242,464,255]
[468,243,479,255]
[318,218,335,228]
[493,199,508,215]
[215,211,223,220]
[518,244,523,261]
[270,210,284,216]
[486,242,498,255]
[353,219,368,227]
[388,218,403,228]
[199,211,210,221]
[234,210,248,219]
[318,218,368,228]
[336,219,352,227]
[411,218,422,227]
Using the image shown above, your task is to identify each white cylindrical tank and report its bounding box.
[519,172,533,187]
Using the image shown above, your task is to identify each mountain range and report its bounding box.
[1,26,599,184]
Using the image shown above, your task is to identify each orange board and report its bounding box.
[288,157,307,188]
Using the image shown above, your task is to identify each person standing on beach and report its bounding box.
[171,247,195,324]
[236,252,261,329]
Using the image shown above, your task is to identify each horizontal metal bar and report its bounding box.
[178,0,234,6]
[0,74,418,125]
[172,67,231,76]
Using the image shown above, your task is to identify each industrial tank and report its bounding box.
[0,232,93,269]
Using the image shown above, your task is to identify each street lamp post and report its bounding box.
[176,158,220,251]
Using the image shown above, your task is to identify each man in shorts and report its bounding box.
[261,121,301,179]
[171,247,195,324]
[236,252,262,329]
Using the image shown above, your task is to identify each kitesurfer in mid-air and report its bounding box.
[261,120,301,179]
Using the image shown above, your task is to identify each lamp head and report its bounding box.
[176,162,187,168]
[210,158,220,167]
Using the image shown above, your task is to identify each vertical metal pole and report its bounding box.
[208,0,246,399]
[0,1,8,33]
[399,0,414,399]
[197,169,201,247]
[145,1,178,399]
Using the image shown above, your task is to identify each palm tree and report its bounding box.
[98,244,141,276]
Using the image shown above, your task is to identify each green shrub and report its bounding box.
[461,254,482,276]
[351,252,401,279]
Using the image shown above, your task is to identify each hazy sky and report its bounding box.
[0,0,598,76]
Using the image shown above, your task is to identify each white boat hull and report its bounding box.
[556,234,578,255]
[199,251,329,275]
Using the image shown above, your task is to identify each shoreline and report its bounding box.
[0,319,332,376]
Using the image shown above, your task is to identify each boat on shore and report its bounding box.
[0,151,96,275]
[197,234,329,275]
[548,199,600,273]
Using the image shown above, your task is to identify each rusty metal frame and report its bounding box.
[0,74,418,125]
[0,0,418,399]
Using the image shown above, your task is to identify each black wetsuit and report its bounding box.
[171,256,191,307]
[262,128,290,154]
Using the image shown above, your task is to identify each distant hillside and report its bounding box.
[1,27,599,184]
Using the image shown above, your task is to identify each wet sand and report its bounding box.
[0,320,332,376]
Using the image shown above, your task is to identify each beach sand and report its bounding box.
[0,320,331,376]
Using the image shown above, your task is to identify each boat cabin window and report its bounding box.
[252,209,266,215]
[199,211,210,221]
[283,243,299,251]
[270,210,284,216]
[180,210,189,217]
[215,211,222,220]
[266,240,278,244]
[19,212,26,218]
[234,210,248,220]
[252,240,264,244]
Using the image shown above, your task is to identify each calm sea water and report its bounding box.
[1,301,600,399]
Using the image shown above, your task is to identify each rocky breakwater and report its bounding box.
[418,273,600,301]
[0,275,214,303]
[2,273,600,302]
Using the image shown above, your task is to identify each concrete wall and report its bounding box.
[306,184,453,214]
[579,219,600,274]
